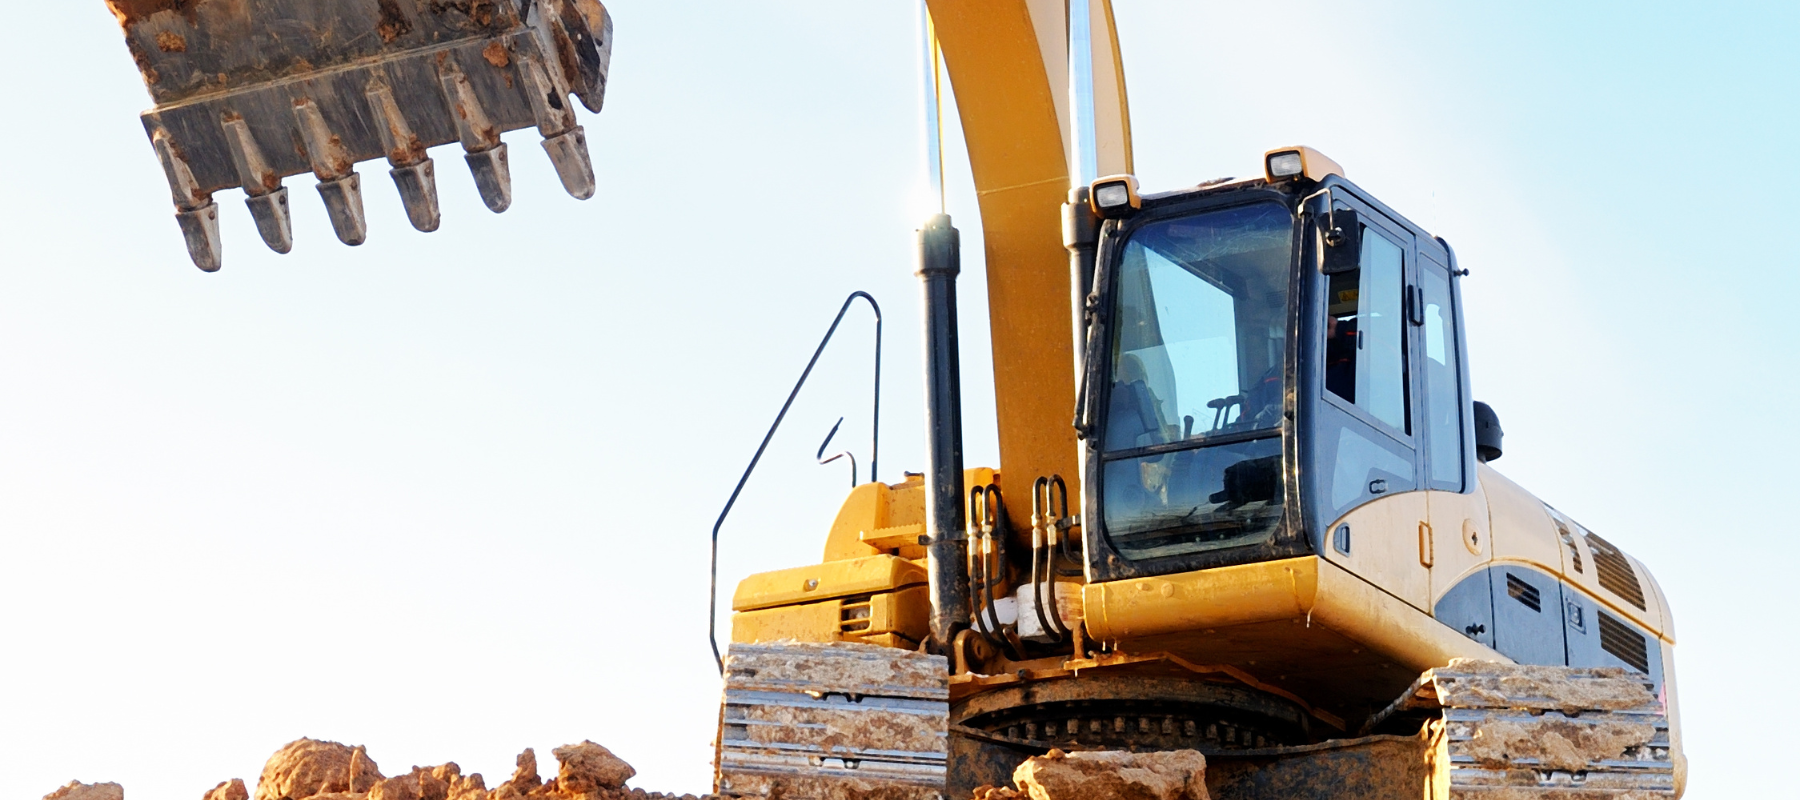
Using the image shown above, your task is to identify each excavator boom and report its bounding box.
[107,0,611,270]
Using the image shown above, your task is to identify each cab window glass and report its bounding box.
[1421,267,1463,489]
[1324,230,1409,433]
[1106,203,1290,452]
[1101,202,1293,560]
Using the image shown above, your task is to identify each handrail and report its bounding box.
[708,291,882,673]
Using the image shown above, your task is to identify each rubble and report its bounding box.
[191,737,702,800]
[974,748,1210,800]
[43,736,706,800]
[43,782,124,800]
[255,739,384,800]
[549,742,636,795]
[203,780,249,800]
[502,749,542,795]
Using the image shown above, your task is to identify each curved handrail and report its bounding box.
[708,291,882,673]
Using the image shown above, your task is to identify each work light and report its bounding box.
[1088,175,1141,219]
[1267,151,1305,179]
[1263,146,1345,184]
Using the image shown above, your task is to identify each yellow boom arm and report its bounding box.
[925,0,1132,526]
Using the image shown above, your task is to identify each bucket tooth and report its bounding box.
[438,62,510,214]
[541,127,596,200]
[317,174,368,246]
[245,188,294,255]
[293,98,366,244]
[367,81,440,232]
[174,203,223,273]
[390,162,441,232]
[520,58,595,200]
[464,146,513,213]
[152,128,221,271]
[221,115,291,253]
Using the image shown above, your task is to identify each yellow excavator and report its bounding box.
[104,2,1682,798]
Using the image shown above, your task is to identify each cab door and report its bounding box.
[1416,242,1493,630]
[1311,193,1430,611]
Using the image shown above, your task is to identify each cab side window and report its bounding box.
[1419,263,1464,490]
[1312,216,1419,527]
[1324,231,1410,434]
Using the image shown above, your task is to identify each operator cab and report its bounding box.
[1077,148,1473,584]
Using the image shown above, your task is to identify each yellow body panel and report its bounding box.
[1081,556,1506,718]
[1084,557,1316,637]
[1321,491,1431,611]
[848,585,932,644]
[819,470,992,563]
[730,585,931,648]
[819,481,893,563]
[731,600,840,643]
[1084,556,1504,672]
[731,554,926,612]
[1646,567,1676,645]
[1480,464,1665,636]
[1425,486,1492,607]
[862,523,927,552]
[1481,465,1567,579]
[1661,638,1687,795]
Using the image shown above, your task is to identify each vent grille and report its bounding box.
[1584,532,1647,610]
[1555,521,1584,573]
[1598,611,1651,674]
[839,595,873,634]
[1505,573,1542,612]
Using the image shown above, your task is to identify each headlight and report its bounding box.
[1088,175,1141,219]
[1267,151,1305,179]
[1263,146,1345,183]
[1094,183,1132,209]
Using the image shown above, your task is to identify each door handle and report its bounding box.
[1418,521,1434,567]
[1405,285,1426,325]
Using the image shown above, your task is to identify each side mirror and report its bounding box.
[1473,401,1503,462]
[1320,208,1361,274]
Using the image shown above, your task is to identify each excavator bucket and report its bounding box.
[105,0,612,270]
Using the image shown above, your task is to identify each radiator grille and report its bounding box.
[1584,532,1647,610]
[1597,611,1651,674]
[839,595,873,634]
[1505,573,1542,612]
[1556,520,1584,573]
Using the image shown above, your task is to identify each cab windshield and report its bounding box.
[1100,201,1293,560]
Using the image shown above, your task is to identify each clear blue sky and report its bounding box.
[0,2,1792,797]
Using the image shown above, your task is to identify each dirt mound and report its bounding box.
[548,742,634,796]
[256,739,384,800]
[43,782,124,800]
[974,748,1209,800]
[188,738,703,800]
[48,734,734,800]
[204,779,249,800]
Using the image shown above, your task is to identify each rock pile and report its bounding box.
[44,738,706,800]
[43,783,125,800]
[972,748,1210,800]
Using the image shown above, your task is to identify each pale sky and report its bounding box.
[1,2,1794,798]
